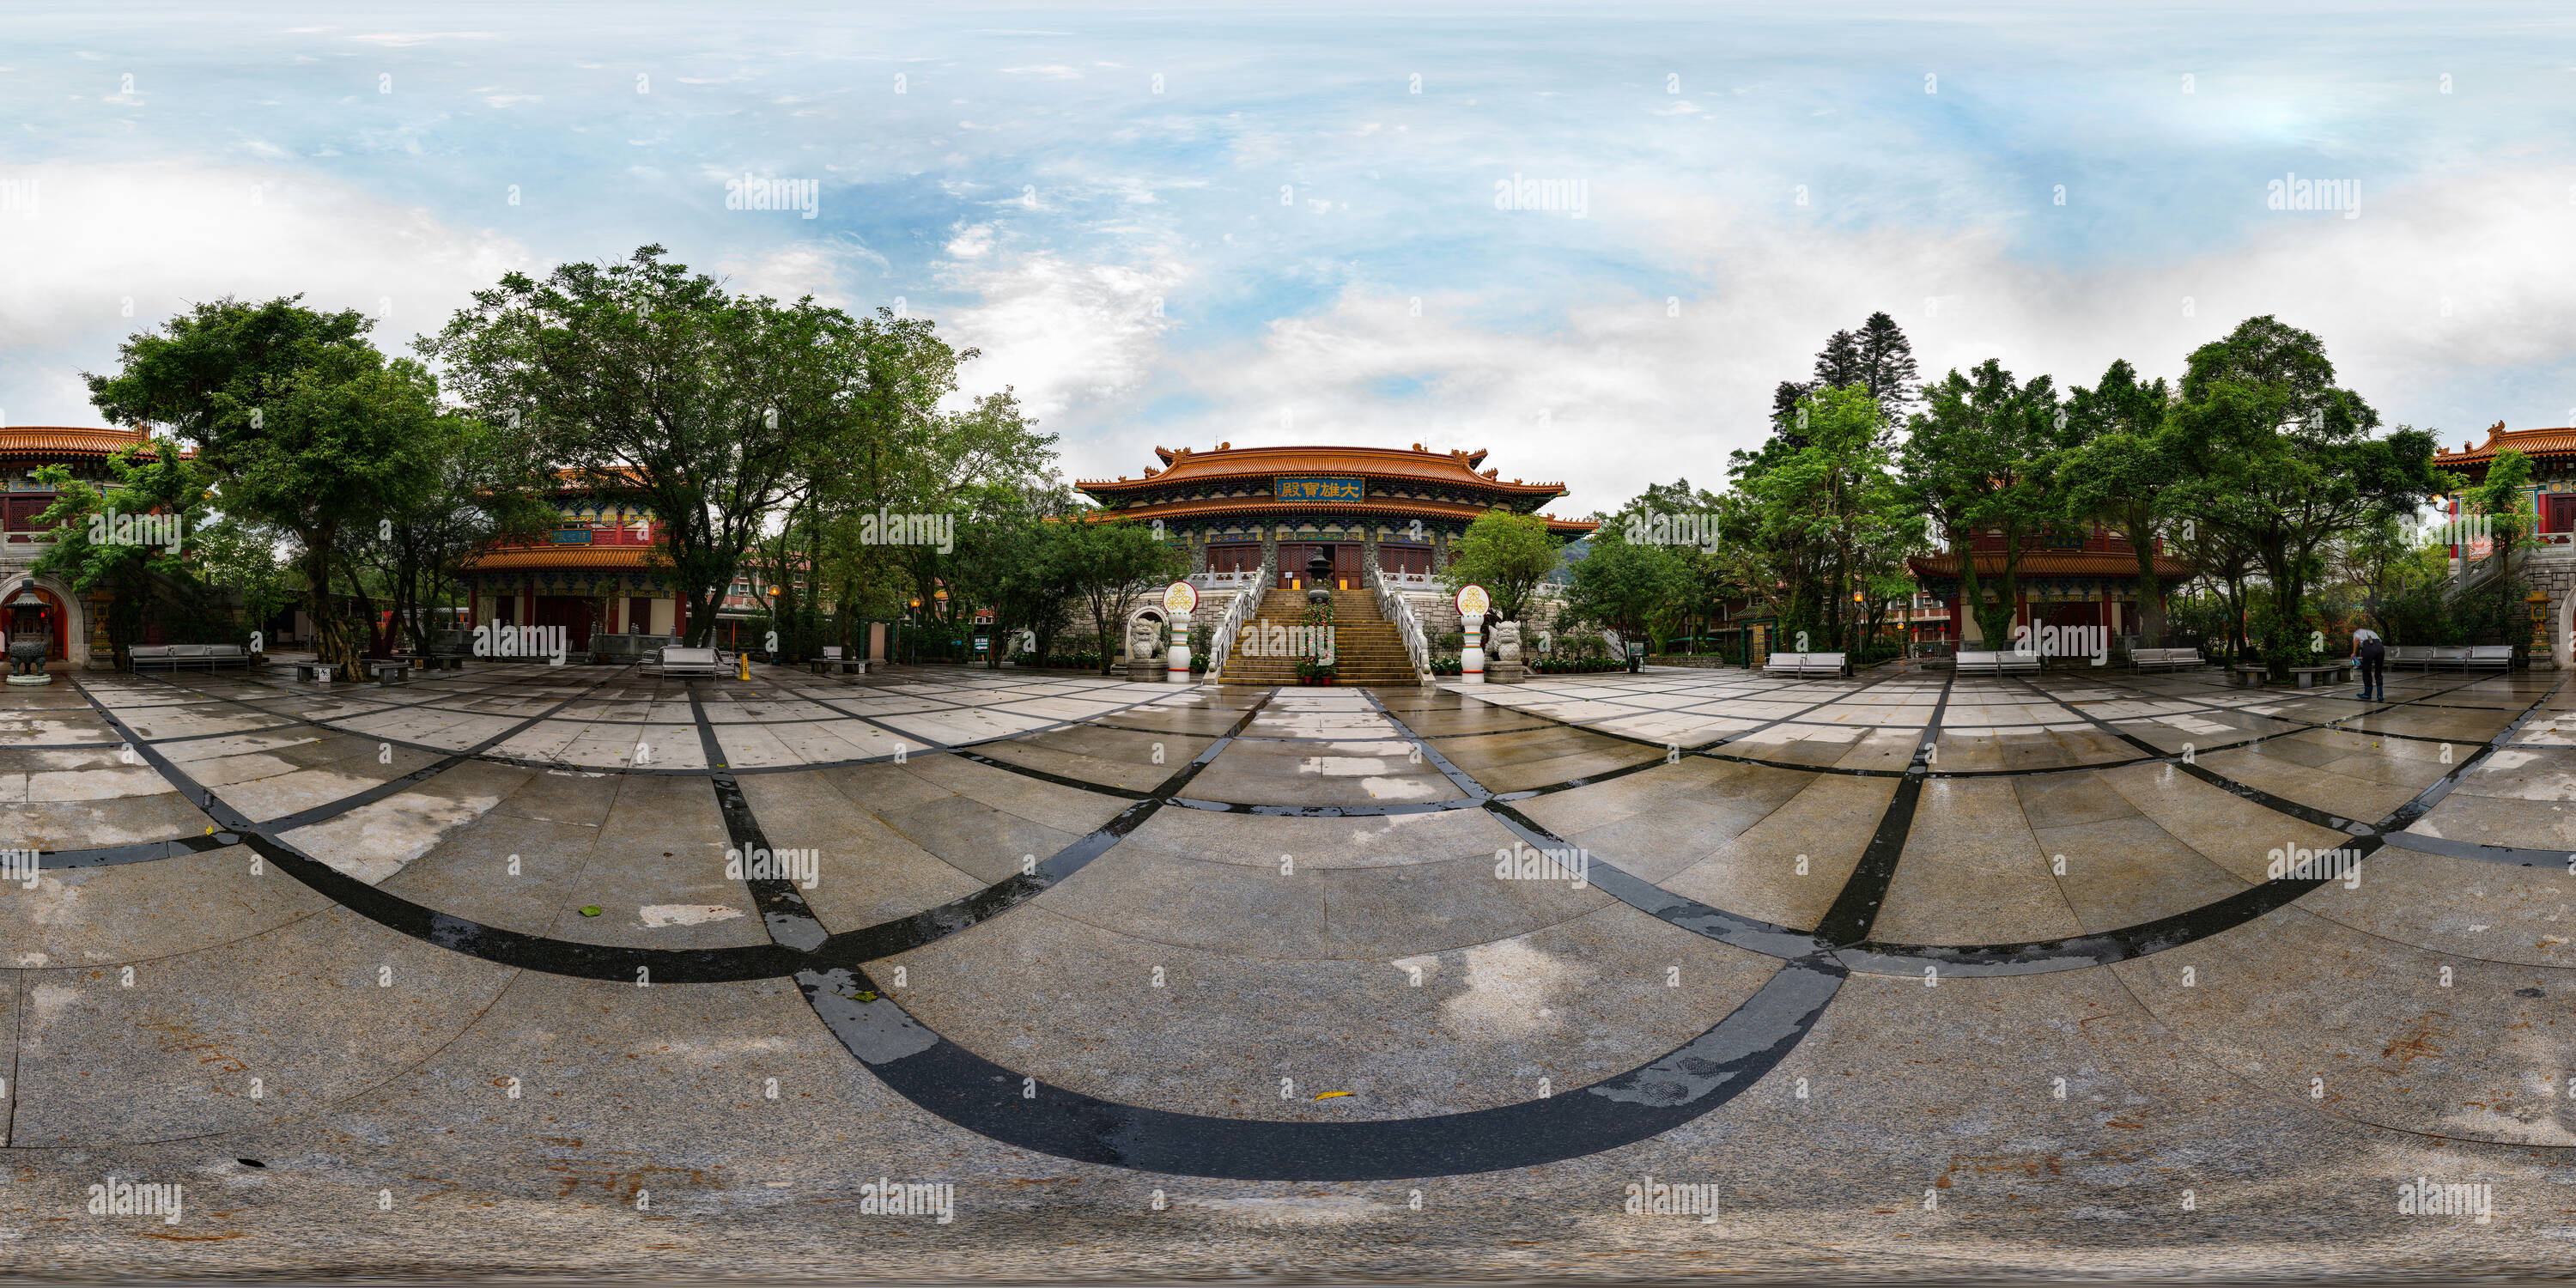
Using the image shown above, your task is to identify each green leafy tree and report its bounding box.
[2060,359,2178,646]
[342,416,554,655]
[85,297,447,669]
[30,439,225,663]
[422,246,869,647]
[1442,508,1562,624]
[2166,316,2439,677]
[1560,524,1690,653]
[1900,359,2061,649]
[1055,516,1188,676]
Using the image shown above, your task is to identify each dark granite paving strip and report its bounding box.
[687,690,828,954]
[1834,672,2573,975]
[794,951,1845,1181]
[2038,671,2526,747]
[64,674,807,983]
[116,663,1206,783]
[1435,667,2063,784]
[1364,690,1826,959]
[33,831,238,871]
[1810,671,1958,947]
[813,693,1275,963]
[1357,690,1490,799]
[2379,832,2576,868]
[950,752,1156,801]
[1089,720,1563,743]
[1481,800,1825,960]
[3,969,15,1145]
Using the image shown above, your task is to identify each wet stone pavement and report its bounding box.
[6,656,2576,1279]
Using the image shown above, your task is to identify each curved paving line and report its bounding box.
[710,679,1862,1180]
[2379,832,2576,868]
[791,952,1844,1182]
[1828,671,2569,975]
[1406,667,2570,979]
[112,664,1233,783]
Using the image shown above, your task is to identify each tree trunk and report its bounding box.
[304,549,361,670]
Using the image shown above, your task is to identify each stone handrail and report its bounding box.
[1204,548,1270,682]
[1379,581,1432,683]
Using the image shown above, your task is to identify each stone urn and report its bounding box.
[6,637,51,685]
[1304,549,1334,605]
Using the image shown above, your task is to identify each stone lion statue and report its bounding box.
[1128,617,1163,660]
[1492,618,1522,664]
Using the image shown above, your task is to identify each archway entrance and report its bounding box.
[0,583,67,662]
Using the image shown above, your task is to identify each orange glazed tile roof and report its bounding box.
[2433,422,2576,469]
[1909,550,2196,580]
[1093,495,1597,535]
[1077,442,1571,497]
[0,426,194,459]
[459,547,659,572]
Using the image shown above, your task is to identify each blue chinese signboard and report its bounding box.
[1275,476,1364,502]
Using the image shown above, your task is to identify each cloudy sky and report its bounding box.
[3,1,2571,516]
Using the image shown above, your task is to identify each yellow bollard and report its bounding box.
[737,652,750,681]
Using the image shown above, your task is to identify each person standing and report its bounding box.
[2353,625,2386,702]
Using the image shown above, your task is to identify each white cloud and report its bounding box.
[1115,166,2576,512]
[0,161,532,421]
[934,223,1184,423]
[348,33,496,46]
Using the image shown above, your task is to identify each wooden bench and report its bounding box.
[2127,647,2204,671]
[1762,652,1848,678]
[1955,650,2040,675]
[645,647,725,679]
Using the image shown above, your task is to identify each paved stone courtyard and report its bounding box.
[7,656,2576,1279]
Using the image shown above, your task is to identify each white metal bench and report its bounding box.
[2127,647,2203,671]
[2386,645,2435,669]
[646,646,725,678]
[130,644,252,672]
[2463,644,2515,672]
[1762,652,1848,678]
[1955,650,2040,675]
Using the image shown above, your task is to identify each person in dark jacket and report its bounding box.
[2353,627,2385,702]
